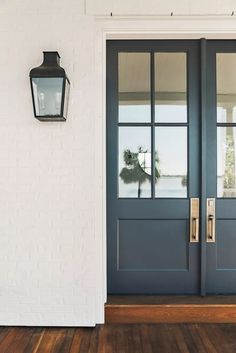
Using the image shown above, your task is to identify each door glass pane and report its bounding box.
[119,127,151,198]
[155,127,187,198]
[118,53,151,123]
[155,53,187,123]
[217,127,236,197]
[217,53,236,123]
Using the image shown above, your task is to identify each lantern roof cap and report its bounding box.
[30,51,67,78]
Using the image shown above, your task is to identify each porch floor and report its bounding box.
[1,324,236,352]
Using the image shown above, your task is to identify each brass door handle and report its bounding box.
[207,215,215,241]
[190,198,199,243]
[192,217,199,240]
[207,198,216,243]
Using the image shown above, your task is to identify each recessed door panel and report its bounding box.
[118,219,189,271]
[217,220,236,270]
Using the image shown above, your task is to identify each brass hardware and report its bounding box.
[207,198,216,242]
[190,198,199,242]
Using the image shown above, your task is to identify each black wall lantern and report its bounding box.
[30,52,70,121]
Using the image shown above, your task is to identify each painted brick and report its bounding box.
[0,0,100,326]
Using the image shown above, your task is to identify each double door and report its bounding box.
[107,40,236,294]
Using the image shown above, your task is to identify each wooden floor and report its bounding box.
[1,324,236,353]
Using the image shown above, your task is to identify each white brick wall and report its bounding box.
[0,0,102,326]
[0,0,236,326]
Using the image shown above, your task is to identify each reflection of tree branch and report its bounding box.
[181,175,187,187]
[120,147,160,198]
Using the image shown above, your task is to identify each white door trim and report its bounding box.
[93,16,236,323]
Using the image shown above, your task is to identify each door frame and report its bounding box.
[93,17,236,315]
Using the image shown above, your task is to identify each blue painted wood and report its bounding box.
[206,41,236,294]
[118,219,189,271]
[107,40,201,294]
[200,38,207,296]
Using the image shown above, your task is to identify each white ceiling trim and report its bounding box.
[94,17,236,38]
[86,0,236,17]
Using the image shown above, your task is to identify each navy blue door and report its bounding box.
[107,41,201,294]
[206,41,236,294]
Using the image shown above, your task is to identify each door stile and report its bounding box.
[200,38,207,296]
[150,51,155,199]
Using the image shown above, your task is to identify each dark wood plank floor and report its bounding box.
[0,324,236,353]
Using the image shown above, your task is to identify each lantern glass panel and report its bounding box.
[63,78,70,117]
[32,77,64,116]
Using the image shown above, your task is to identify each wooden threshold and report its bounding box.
[105,295,236,323]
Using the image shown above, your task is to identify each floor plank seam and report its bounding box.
[31,328,46,353]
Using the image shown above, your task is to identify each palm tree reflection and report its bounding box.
[120,147,160,198]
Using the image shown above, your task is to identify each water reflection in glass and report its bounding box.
[155,53,187,123]
[155,127,187,198]
[217,127,236,197]
[119,127,151,198]
[118,53,151,123]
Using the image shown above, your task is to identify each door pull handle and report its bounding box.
[207,198,216,243]
[190,198,199,243]
[207,214,215,241]
[192,217,199,240]
[208,215,214,239]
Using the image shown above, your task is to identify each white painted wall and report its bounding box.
[0,0,236,326]
[0,0,102,326]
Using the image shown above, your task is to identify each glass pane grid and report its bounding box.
[118,51,188,199]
